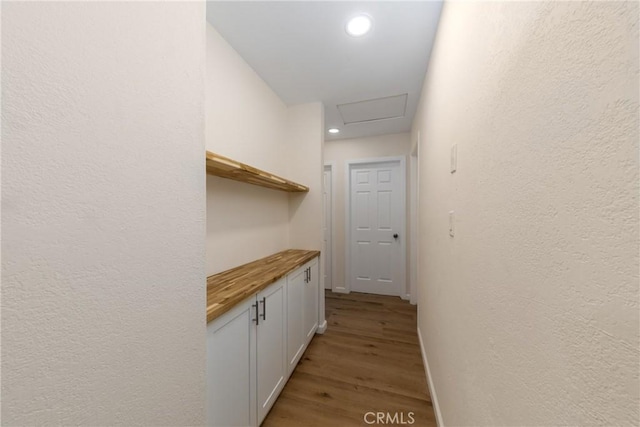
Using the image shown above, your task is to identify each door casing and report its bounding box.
[323,163,336,291]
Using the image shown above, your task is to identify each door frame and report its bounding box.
[409,137,419,305]
[323,162,337,292]
[345,156,407,296]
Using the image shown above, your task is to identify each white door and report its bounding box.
[349,159,405,296]
[256,279,286,425]
[323,165,332,290]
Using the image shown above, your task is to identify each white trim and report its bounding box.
[345,156,407,297]
[323,162,338,293]
[317,320,327,334]
[418,327,444,427]
[409,134,420,305]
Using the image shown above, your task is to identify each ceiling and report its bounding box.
[206,1,443,141]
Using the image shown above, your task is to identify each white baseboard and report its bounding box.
[333,286,348,294]
[402,293,410,301]
[417,327,444,427]
[317,320,327,334]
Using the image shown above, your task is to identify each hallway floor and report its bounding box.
[263,291,436,427]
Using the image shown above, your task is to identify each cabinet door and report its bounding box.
[304,257,319,342]
[286,266,305,375]
[256,278,287,425]
[207,298,257,427]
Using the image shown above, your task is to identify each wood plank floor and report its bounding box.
[263,291,437,427]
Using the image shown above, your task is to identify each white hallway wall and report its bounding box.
[413,1,639,425]
[324,133,411,296]
[2,2,206,424]
[206,24,290,275]
[287,102,326,328]
[287,103,325,253]
[206,22,323,278]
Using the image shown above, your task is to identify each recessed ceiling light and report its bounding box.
[328,128,340,134]
[346,15,372,37]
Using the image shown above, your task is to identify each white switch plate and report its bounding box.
[451,144,457,173]
[449,211,455,237]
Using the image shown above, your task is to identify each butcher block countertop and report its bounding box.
[207,249,320,323]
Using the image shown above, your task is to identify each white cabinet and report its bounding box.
[304,257,319,343]
[207,255,320,427]
[286,256,320,375]
[207,278,286,427]
[256,280,286,424]
[207,297,256,427]
[286,265,305,374]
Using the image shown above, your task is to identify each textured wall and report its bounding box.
[287,102,324,252]
[324,133,411,295]
[205,25,325,322]
[205,24,288,177]
[287,102,325,328]
[206,24,289,274]
[2,2,206,425]
[412,1,639,425]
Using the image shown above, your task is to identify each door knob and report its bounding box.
[393,233,398,239]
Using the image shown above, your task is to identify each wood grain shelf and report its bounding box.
[207,249,320,323]
[206,151,309,192]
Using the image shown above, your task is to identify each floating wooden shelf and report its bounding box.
[206,249,321,323]
[206,151,309,192]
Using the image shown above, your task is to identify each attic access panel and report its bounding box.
[337,93,408,125]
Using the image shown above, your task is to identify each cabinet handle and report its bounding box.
[260,297,266,321]
[308,267,311,281]
[253,302,259,325]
